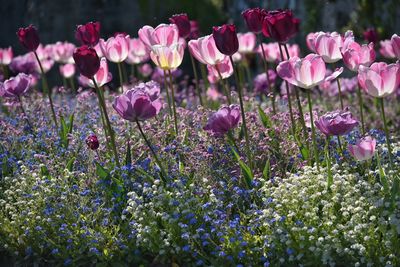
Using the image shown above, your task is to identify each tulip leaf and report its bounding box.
[59,113,74,149]
[40,165,50,177]
[66,157,75,172]
[258,107,272,129]
[263,159,271,180]
[95,162,111,180]
[376,152,389,194]
[125,141,132,166]
[231,148,253,188]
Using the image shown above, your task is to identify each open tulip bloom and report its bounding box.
[348,136,376,161]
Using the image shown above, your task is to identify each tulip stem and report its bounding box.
[200,64,210,94]
[17,95,36,136]
[257,34,276,114]
[1,64,9,79]
[336,78,344,110]
[162,70,173,117]
[117,62,124,90]
[215,64,231,105]
[307,90,320,171]
[135,119,167,184]
[33,51,58,128]
[357,86,366,135]
[92,78,120,168]
[337,135,344,157]
[167,70,179,136]
[189,53,203,106]
[229,56,253,170]
[325,136,333,190]
[379,98,394,169]
[69,77,76,93]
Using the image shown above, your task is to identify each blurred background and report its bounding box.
[1,0,399,54]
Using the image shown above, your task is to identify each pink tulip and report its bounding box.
[138,24,180,48]
[188,34,226,66]
[149,41,185,70]
[99,34,130,63]
[342,41,375,72]
[237,32,256,54]
[256,43,280,62]
[391,34,400,59]
[126,38,150,64]
[59,63,75,79]
[358,62,400,98]
[206,86,222,101]
[277,53,326,89]
[313,31,343,63]
[139,63,153,77]
[0,73,31,98]
[284,44,300,59]
[306,32,316,52]
[207,57,233,83]
[348,136,376,161]
[379,40,396,59]
[52,41,75,63]
[79,58,112,88]
[0,47,13,65]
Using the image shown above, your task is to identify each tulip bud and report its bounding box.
[86,134,99,150]
[73,45,100,78]
[363,28,379,44]
[241,7,267,34]
[75,21,101,46]
[169,14,191,39]
[17,25,40,52]
[262,9,300,43]
[189,20,200,40]
[348,136,376,161]
[212,24,239,56]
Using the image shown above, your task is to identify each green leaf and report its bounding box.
[125,141,132,166]
[40,165,50,177]
[262,159,270,180]
[66,157,75,172]
[258,106,272,129]
[391,175,400,200]
[231,148,253,188]
[376,153,389,194]
[1,156,10,177]
[95,162,110,180]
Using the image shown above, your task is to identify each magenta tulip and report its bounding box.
[363,28,379,44]
[188,34,226,65]
[169,13,191,39]
[59,63,76,79]
[277,53,326,89]
[241,8,267,34]
[315,109,358,136]
[99,34,130,63]
[0,47,13,65]
[379,40,396,59]
[0,73,31,98]
[262,9,300,43]
[342,41,375,72]
[212,24,239,56]
[348,136,376,161]
[391,34,400,59]
[86,134,99,150]
[75,21,101,47]
[358,62,400,98]
[204,105,241,135]
[189,20,200,40]
[73,45,100,78]
[17,25,40,52]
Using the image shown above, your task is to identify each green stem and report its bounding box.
[121,63,128,84]
[226,131,240,152]
[379,98,393,169]
[92,79,120,167]
[167,69,179,136]
[69,77,76,93]
[117,62,124,89]
[229,56,253,170]
[163,69,173,117]
[215,64,231,104]
[337,135,343,157]
[325,136,333,189]
[1,64,9,79]
[189,53,203,106]
[17,95,36,136]
[307,90,320,171]
[200,64,210,93]
[336,78,344,110]
[357,86,366,135]
[135,119,167,184]
[34,51,58,128]
[62,76,67,89]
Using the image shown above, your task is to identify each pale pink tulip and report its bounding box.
[277,53,326,89]
[52,41,75,63]
[314,31,343,63]
[391,34,400,59]
[59,63,75,78]
[138,24,180,48]
[126,38,150,64]
[256,43,280,62]
[0,47,13,65]
[358,62,400,98]
[207,57,233,83]
[379,40,396,59]
[348,136,376,161]
[188,34,226,65]
[150,41,185,70]
[206,85,222,101]
[79,58,112,88]
[342,41,375,72]
[237,32,256,54]
[99,34,130,63]
[306,32,316,52]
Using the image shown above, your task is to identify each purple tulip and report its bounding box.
[204,105,241,135]
[315,109,359,136]
[0,73,31,98]
[113,81,162,122]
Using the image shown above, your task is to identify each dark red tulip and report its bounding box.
[189,20,200,40]
[363,28,379,44]
[169,13,191,38]
[241,7,267,34]
[86,134,99,150]
[75,21,101,46]
[73,46,100,78]
[212,24,239,56]
[16,25,40,52]
[262,9,300,43]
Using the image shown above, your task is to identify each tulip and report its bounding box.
[237,32,256,54]
[262,9,300,43]
[139,24,180,48]
[52,41,75,63]
[188,35,226,65]
[86,134,100,150]
[99,34,130,63]
[242,7,267,34]
[313,31,343,63]
[348,136,376,161]
[256,43,280,62]
[379,40,396,59]
[79,58,112,88]
[59,63,76,79]
[342,41,375,72]
[306,32,316,52]
[212,24,239,56]
[391,34,400,59]
[139,63,153,77]
[75,21,101,46]
[204,105,240,135]
[0,73,31,98]
[189,20,200,40]
[253,71,277,95]
[150,41,185,70]
[207,57,233,84]
[126,38,150,65]
[73,45,100,78]
[315,109,359,136]
[0,47,13,65]
[363,28,379,44]
[17,25,40,52]
[169,13,191,39]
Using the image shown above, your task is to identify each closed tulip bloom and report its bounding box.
[126,38,150,64]
[113,83,162,122]
[189,20,200,40]
[79,58,112,88]
[306,32,316,52]
[0,47,13,65]
[99,34,130,63]
[207,57,233,83]
[277,53,326,89]
[188,34,226,65]
[17,25,40,52]
[342,41,375,72]
[52,41,75,63]
[75,21,101,46]
[150,41,185,70]
[348,136,376,161]
[59,63,75,79]
[237,32,256,54]
[390,34,400,59]
[262,9,300,43]
[363,28,379,44]
[0,73,31,98]
[315,109,358,136]
[73,45,100,78]
[358,62,400,98]
[241,7,267,34]
[169,13,191,39]
[379,40,395,59]
[138,24,180,48]
[212,24,239,56]
[204,104,241,135]
[86,134,99,150]
[314,31,343,63]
